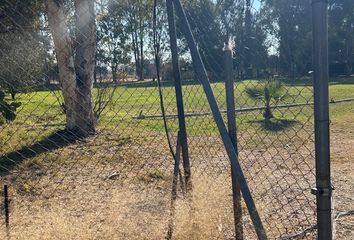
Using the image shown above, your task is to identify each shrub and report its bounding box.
[0,90,21,123]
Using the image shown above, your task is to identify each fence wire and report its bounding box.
[0,0,354,239]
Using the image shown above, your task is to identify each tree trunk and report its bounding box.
[132,27,140,79]
[73,0,97,136]
[111,64,117,82]
[111,54,118,82]
[45,0,77,129]
[139,38,144,81]
[8,85,16,100]
[263,99,273,120]
[10,92,16,101]
[139,26,144,81]
[46,0,96,137]
[345,28,353,76]
[244,0,251,78]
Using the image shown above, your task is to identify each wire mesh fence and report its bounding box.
[0,0,353,239]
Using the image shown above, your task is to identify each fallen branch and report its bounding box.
[278,224,317,240]
[335,210,354,220]
[278,209,354,240]
[133,98,354,120]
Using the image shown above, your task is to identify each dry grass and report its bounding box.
[0,134,314,239]
[0,162,235,239]
[0,102,353,239]
[331,102,354,240]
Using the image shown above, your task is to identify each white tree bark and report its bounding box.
[46,0,96,136]
[73,0,97,135]
[45,0,77,130]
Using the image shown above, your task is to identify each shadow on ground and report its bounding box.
[0,130,82,176]
[250,118,298,132]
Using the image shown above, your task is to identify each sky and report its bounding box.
[253,0,261,9]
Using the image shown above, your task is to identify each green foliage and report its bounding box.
[246,80,285,102]
[0,0,43,33]
[0,33,46,99]
[96,2,131,81]
[246,79,286,119]
[105,0,155,80]
[183,0,224,75]
[260,0,313,78]
[328,0,354,76]
[0,90,21,123]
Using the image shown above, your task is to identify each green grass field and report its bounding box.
[0,77,352,154]
[5,77,354,132]
[0,77,353,157]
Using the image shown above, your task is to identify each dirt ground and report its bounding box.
[331,110,354,240]
[0,105,353,239]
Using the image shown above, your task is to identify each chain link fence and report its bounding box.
[0,0,354,239]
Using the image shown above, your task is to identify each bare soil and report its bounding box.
[331,113,354,240]
[0,109,352,239]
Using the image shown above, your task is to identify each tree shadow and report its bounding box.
[329,76,354,85]
[271,76,354,87]
[0,130,82,176]
[250,118,298,132]
[121,79,200,89]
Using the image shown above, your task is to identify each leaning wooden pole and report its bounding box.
[172,0,267,238]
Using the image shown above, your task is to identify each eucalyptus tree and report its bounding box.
[260,0,313,79]
[46,0,97,136]
[150,0,170,80]
[96,1,131,82]
[0,34,45,99]
[219,0,268,78]
[183,0,224,76]
[329,0,354,76]
[218,0,243,78]
[108,0,154,81]
[0,0,47,99]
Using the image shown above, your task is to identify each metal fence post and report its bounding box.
[166,0,192,190]
[311,0,333,239]
[224,42,243,240]
[4,184,10,239]
[172,0,267,238]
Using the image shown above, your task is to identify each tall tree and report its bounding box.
[243,0,252,76]
[0,0,42,34]
[184,0,224,76]
[0,0,47,98]
[219,0,269,78]
[97,1,131,82]
[261,0,312,79]
[108,0,153,81]
[46,0,97,136]
[329,0,354,76]
[150,0,169,80]
[0,33,45,99]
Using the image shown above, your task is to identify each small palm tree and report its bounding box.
[246,80,285,119]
